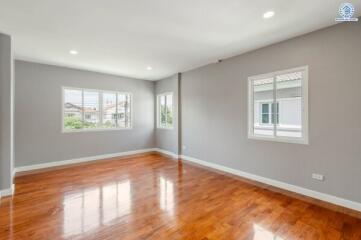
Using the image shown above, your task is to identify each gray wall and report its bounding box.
[154,75,179,154]
[181,22,361,203]
[0,33,14,190]
[15,61,155,167]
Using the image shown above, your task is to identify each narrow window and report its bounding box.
[83,90,100,129]
[157,92,173,129]
[117,93,132,128]
[64,89,83,130]
[102,92,117,128]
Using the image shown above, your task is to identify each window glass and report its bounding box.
[64,89,83,130]
[102,92,117,128]
[253,78,274,136]
[160,95,166,127]
[63,88,132,131]
[272,103,279,125]
[261,103,269,124]
[276,72,302,138]
[158,93,173,129]
[83,91,100,129]
[166,94,173,128]
[117,93,131,128]
[248,66,308,144]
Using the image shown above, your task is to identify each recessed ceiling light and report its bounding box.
[263,11,275,19]
[69,50,78,55]
[147,66,152,70]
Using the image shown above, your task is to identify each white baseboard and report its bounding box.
[153,148,179,159]
[0,184,15,198]
[15,148,158,173]
[180,154,361,213]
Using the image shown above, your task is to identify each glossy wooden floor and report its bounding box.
[1,154,361,240]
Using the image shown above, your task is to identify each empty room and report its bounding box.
[1,1,361,239]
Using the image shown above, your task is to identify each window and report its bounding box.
[117,93,132,128]
[102,92,131,129]
[260,102,279,124]
[63,87,132,132]
[102,92,117,128]
[248,66,308,144]
[64,89,83,129]
[157,92,173,129]
[83,90,100,129]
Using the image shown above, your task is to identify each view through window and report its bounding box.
[157,93,173,128]
[248,66,308,144]
[63,87,132,131]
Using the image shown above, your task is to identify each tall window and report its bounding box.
[83,91,100,129]
[248,66,308,144]
[63,87,132,131]
[157,93,173,129]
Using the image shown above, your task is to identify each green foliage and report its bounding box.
[160,105,173,127]
[83,121,97,128]
[64,116,97,129]
[103,120,115,128]
[64,116,83,129]
[166,107,173,126]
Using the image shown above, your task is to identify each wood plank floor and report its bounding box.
[1,153,361,240]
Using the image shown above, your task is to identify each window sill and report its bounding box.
[62,127,133,133]
[248,134,309,145]
[157,127,174,130]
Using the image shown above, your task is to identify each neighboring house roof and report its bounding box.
[253,72,302,86]
[65,101,129,112]
[253,72,302,93]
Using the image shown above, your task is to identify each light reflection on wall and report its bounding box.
[63,180,131,237]
[159,176,174,215]
[253,224,285,240]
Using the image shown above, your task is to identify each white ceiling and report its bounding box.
[0,0,360,80]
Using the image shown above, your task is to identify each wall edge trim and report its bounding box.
[153,148,179,159]
[179,154,361,213]
[14,148,158,173]
[0,184,15,198]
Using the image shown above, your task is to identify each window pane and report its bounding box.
[166,94,173,128]
[83,91,99,129]
[261,103,269,114]
[125,94,131,128]
[102,92,117,128]
[64,89,83,130]
[253,78,274,136]
[271,103,279,124]
[117,93,131,128]
[262,113,269,124]
[276,71,302,138]
[159,95,166,127]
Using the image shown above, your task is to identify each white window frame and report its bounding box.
[62,87,133,133]
[248,66,309,144]
[157,92,174,129]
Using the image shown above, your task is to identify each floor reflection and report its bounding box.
[63,180,131,237]
[159,176,174,215]
[253,224,285,240]
[102,181,131,224]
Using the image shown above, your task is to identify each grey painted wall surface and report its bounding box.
[154,75,179,154]
[15,61,155,167]
[181,22,361,203]
[0,33,14,190]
